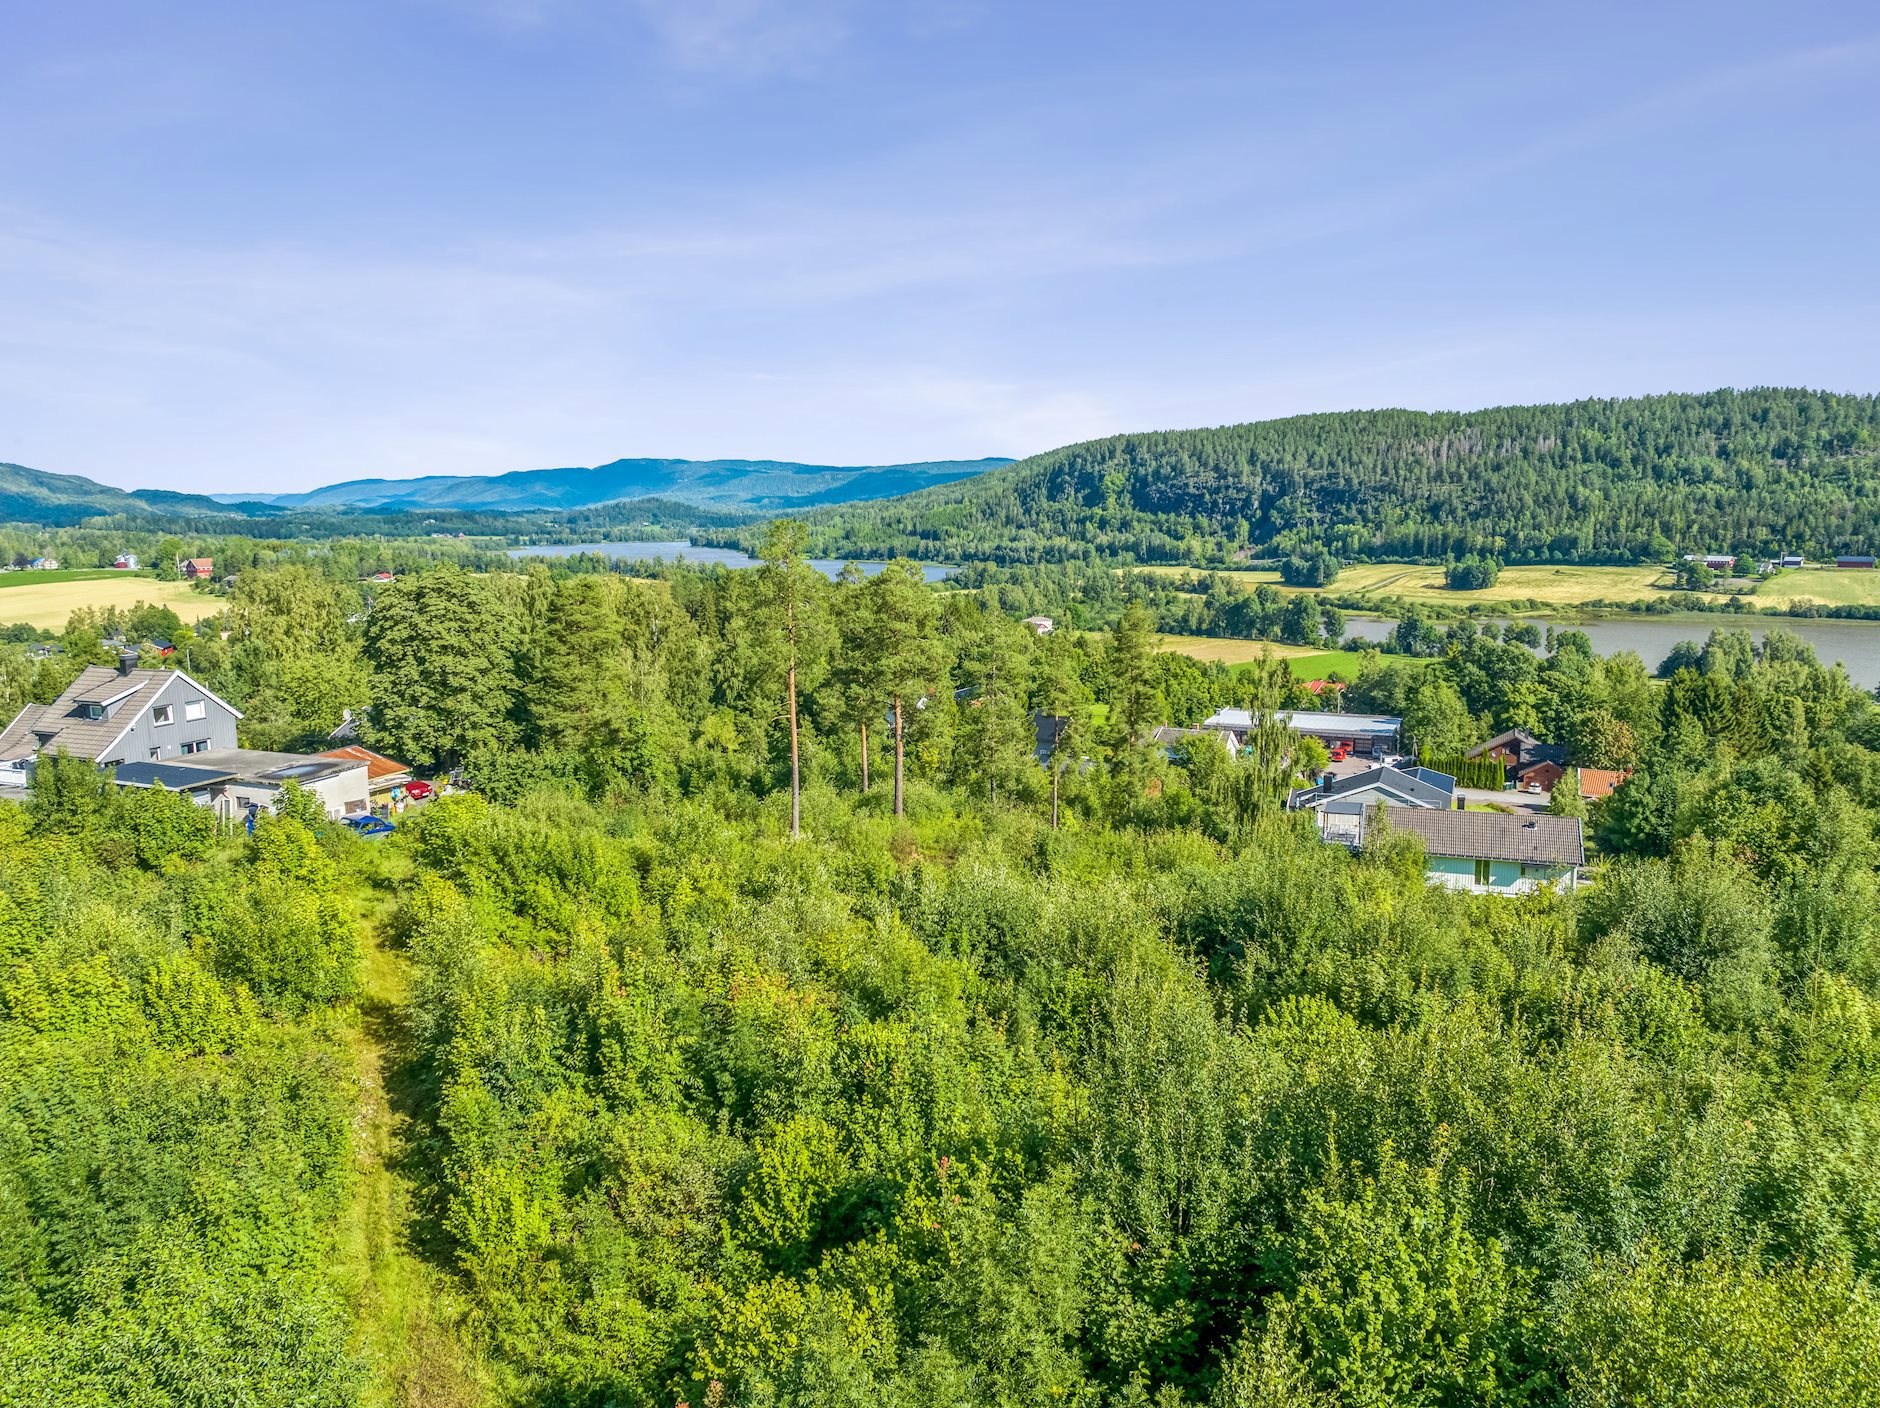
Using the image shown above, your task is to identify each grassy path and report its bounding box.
[334,866,491,1407]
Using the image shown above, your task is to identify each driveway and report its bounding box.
[1455,786,1547,812]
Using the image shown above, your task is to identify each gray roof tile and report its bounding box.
[0,666,173,761]
[1382,808,1585,865]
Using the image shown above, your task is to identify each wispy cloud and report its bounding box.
[627,0,856,76]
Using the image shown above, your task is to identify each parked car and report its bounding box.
[403,780,436,801]
[344,814,396,837]
[1329,745,1350,762]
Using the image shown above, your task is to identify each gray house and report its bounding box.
[1288,762,1457,812]
[0,656,242,784]
[1313,804,1585,895]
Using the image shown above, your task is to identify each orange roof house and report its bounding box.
[319,744,413,794]
[1577,767,1630,800]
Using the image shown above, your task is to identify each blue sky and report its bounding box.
[4,1,1877,494]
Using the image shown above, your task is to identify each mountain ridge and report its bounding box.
[218,455,1014,513]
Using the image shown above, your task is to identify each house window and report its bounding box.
[81,703,104,720]
[1473,858,1492,885]
[151,703,173,726]
[183,700,206,722]
[181,739,211,755]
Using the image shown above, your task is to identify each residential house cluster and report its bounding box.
[0,657,419,824]
[1284,756,1584,895]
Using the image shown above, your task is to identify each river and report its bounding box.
[1341,614,1880,689]
[505,539,955,584]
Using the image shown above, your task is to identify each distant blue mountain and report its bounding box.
[222,456,1014,513]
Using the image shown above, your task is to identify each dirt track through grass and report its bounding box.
[336,864,491,1408]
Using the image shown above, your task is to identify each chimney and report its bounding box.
[117,650,138,677]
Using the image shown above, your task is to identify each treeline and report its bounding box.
[797,387,1880,566]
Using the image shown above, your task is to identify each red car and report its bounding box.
[1329,745,1350,762]
[403,780,436,801]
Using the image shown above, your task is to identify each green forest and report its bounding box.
[6,532,1880,1405]
[794,388,1880,567]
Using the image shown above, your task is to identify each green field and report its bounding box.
[0,568,130,589]
[0,575,222,630]
[1155,634,1422,682]
[1751,566,1880,608]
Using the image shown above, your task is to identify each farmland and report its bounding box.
[1750,566,1880,609]
[0,574,222,630]
[1136,561,1880,615]
[1135,562,1711,609]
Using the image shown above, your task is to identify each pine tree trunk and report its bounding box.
[893,695,905,817]
[1052,759,1060,828]
[787,655,801,839]
[785,595,801,840]
[860,722,869,793]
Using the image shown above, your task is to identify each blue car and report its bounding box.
[343,814,396,837]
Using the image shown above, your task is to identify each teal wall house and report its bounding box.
[1315,803,1585,895]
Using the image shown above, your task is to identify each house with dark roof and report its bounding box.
[1314,803,1585,894]
[0,656,241,783]
[1287,762,1457,812]
[1468,728,1539,766]
[1467,727,1567,790]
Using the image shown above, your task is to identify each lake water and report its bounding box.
[505,540,954,583]
[1342,614,1880,689]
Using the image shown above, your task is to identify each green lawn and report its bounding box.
[0,567,138,588]
[1258,648,1392,681]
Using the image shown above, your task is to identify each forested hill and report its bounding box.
[799,388,1880,566]
[0,461,279,526]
